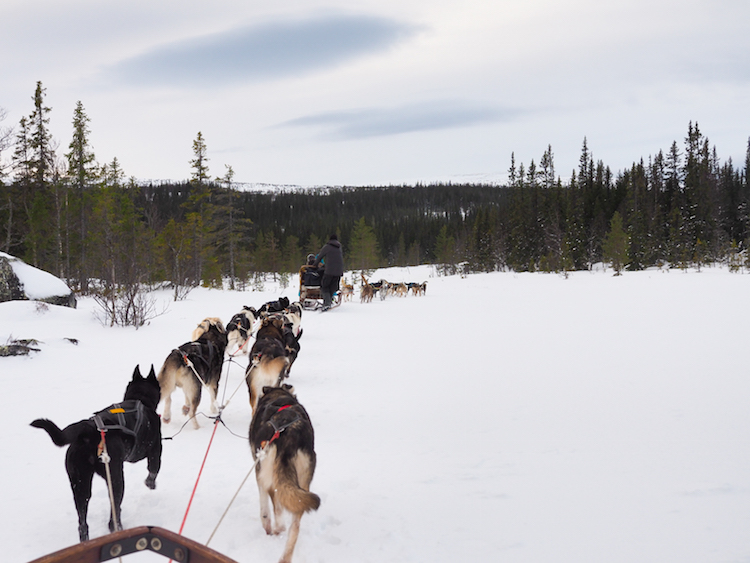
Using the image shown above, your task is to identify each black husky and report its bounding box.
[30,365,162,542]
[249,386,320,563]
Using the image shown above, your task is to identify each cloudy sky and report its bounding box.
[2,0,749,186]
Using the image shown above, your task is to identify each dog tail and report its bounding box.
[275,470,321,515]
[273,449,320,514]
[30,418,71,446]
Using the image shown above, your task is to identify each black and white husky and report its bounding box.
[30,366,162,542]
[158,317,228,429]
[226,306,259,356]
[249,386,320,563]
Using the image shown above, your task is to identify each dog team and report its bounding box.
[358,273,427,303]
[30,296,317,563]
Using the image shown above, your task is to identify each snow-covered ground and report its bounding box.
[2,265,749,563]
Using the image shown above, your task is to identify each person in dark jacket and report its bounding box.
[312,234,344,310]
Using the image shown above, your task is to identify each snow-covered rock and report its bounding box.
[0,252,76,308]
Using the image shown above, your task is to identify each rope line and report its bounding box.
[177,417,220,535]
[98,430,123,563]
[205,420,291,546]
[205,455,261,547]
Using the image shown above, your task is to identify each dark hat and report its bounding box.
[329,233,338,240]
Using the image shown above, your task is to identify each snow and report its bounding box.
[2,265,750,563]
[0,252,72,300]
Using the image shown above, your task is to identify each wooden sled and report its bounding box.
[27,526,238,563]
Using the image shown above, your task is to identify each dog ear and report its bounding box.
[147,364,157,381]
[132,365,143,380]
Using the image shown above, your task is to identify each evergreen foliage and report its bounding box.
[603,211,629,275]
[0,84,749,288]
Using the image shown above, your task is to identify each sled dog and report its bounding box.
[258,296,291,316]
[246,317,291,413]
[226,306,259,356]
[249,386,320,563]
[158,317,227,429]
[30,366,162,542]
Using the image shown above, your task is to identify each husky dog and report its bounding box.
[412,281,427,296]
[246,317,291,413]
[30,366,162,542]
[249,386,320,563]
[341,283,354,302]
[226,306,259,356]
[258,296,291,316]
[158,317,227,429]
[360,283,374,303]
[281,323,303,368]
[280,301,303,338]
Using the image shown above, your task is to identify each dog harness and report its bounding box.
[259,405,298,449]
[178,340,219,372]
[93,400,147,437]
[93,400,148,461]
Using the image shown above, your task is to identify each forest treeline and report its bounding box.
[1,82,750,301]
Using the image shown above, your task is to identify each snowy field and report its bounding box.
[1,265,749,563]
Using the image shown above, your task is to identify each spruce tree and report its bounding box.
[66,101,97,292]
[602,211,628,275]
[24,82,56,267]
[348,217,380,272]
[434,224,457,275]
[185,131,214,284]
[190,132,210,186]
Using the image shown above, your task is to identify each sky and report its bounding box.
[1,0,749,187]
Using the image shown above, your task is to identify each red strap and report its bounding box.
[265,405,293,446]
[97,430,106,457]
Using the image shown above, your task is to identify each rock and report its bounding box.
[0,252,76,308]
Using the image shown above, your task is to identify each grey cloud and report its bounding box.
[279,101,520,140]
[103,14,419,87]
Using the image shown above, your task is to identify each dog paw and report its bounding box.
[145,476,157,489]
[262,521,273,535]
[162,416,171,424]
[182,405,190,415]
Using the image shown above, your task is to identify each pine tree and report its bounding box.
[540,144,555,189]
[158,218,193,300]
[214,165,249,288]
[348,217,380,272]
[281,235,302,273]
[5,117,32,254]
[66,101,97,292]
[434,224,457,275]
[29,82,55,188]
[508,152,517,187]
[185,131,215,284]
[24,82,56,267]
[602,211,628,275]
[190,132,210,186]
